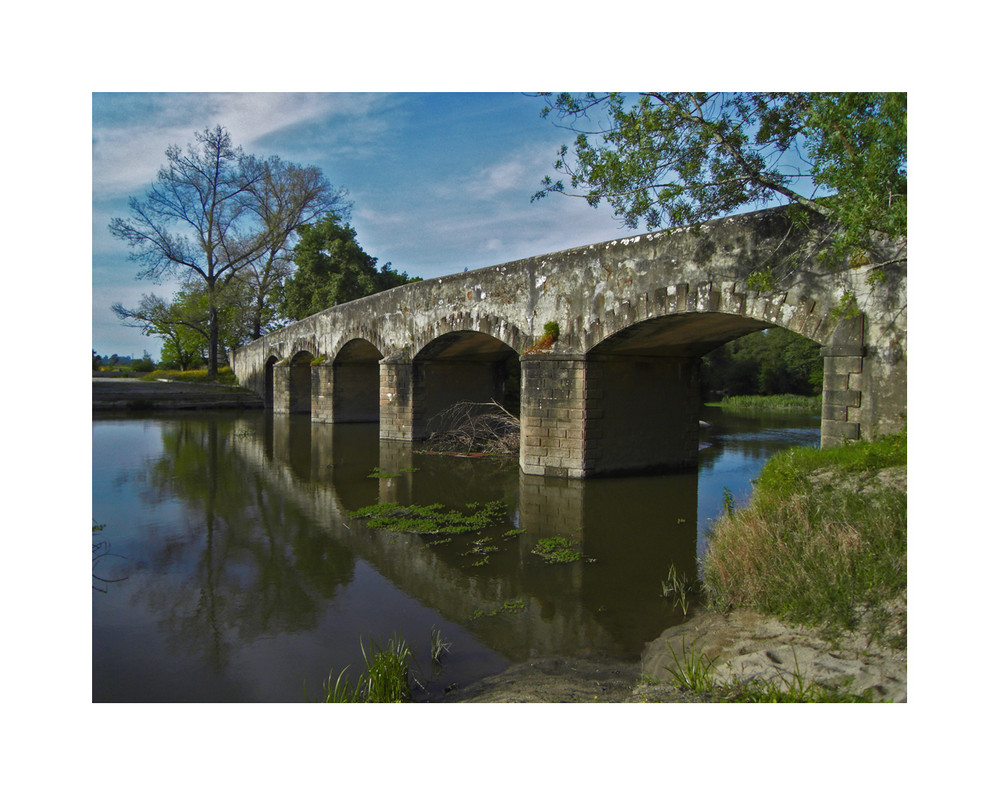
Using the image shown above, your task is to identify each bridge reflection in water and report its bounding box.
[243,413,697,663]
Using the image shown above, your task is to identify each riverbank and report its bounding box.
[445,599,904,702]
[450,436,907,703]
[92,377,264,411]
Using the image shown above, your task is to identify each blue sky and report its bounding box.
[92,92,637,358]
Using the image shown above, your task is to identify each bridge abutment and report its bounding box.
[820,314,866,447]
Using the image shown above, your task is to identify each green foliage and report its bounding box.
[534,92,906,275]
[130,351,157,373]
[702,328,822,399]
[281,214,418,320]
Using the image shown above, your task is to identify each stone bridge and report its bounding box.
[232,205,907,478]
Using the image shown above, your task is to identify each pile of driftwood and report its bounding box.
[421,401,520,455]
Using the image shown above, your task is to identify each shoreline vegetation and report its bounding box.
[706,393,822,411]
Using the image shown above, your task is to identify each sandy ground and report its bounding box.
[448,601,906,703]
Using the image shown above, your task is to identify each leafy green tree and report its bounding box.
[109,126,348,378]
[702,328,822,398]
[280,214,418,320]
[533,92,906,283]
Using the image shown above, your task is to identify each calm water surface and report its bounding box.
[92,406,819,702]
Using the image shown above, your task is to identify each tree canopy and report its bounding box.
[280,214,418,321]
[109,125,348,376]
[533,92,906,283]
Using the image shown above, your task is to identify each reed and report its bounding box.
[307,634,414,703]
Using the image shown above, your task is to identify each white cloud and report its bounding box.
[92,92,398,199]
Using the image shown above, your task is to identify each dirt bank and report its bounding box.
[446,601,905,703]
[92,377,264,411]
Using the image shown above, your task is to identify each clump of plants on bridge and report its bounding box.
[701,431,907,645]
[349,499,509,536]
[522,321,560,355]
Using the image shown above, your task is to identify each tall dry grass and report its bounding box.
[701,432,906,638]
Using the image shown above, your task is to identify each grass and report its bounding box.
[141,366,238,385]
[658,641,875,702]
[707,394,822,411]
[308,635,413,703]
[701,431,907,642]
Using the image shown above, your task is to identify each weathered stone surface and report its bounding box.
[233,205,906,477]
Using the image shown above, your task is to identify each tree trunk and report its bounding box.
[208,304,219,379]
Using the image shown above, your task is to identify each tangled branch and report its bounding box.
[422,401,520,455]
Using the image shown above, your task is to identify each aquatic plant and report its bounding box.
[350,500,508,536]
[308,635,414,703]
[660,563,697,615]
[430,628,452,664]
[531,536,582,563]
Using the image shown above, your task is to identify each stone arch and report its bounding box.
[287,349,315,415]
[578,279,841,354]
[410,329,521,438]
[263,353,280,408]
[409,312,529,361]
[330,338,384,423]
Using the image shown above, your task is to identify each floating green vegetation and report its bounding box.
[350,500,508,536]
[366,466,420,479]
[531,536,586,564]
[471,598,527,619]
[501,528,525,538]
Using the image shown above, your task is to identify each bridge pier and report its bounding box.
[379,356,417,440]
[520,354,700,478]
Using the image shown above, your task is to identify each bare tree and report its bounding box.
[109,125,348,376]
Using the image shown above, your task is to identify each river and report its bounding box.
[92,405,819,702]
